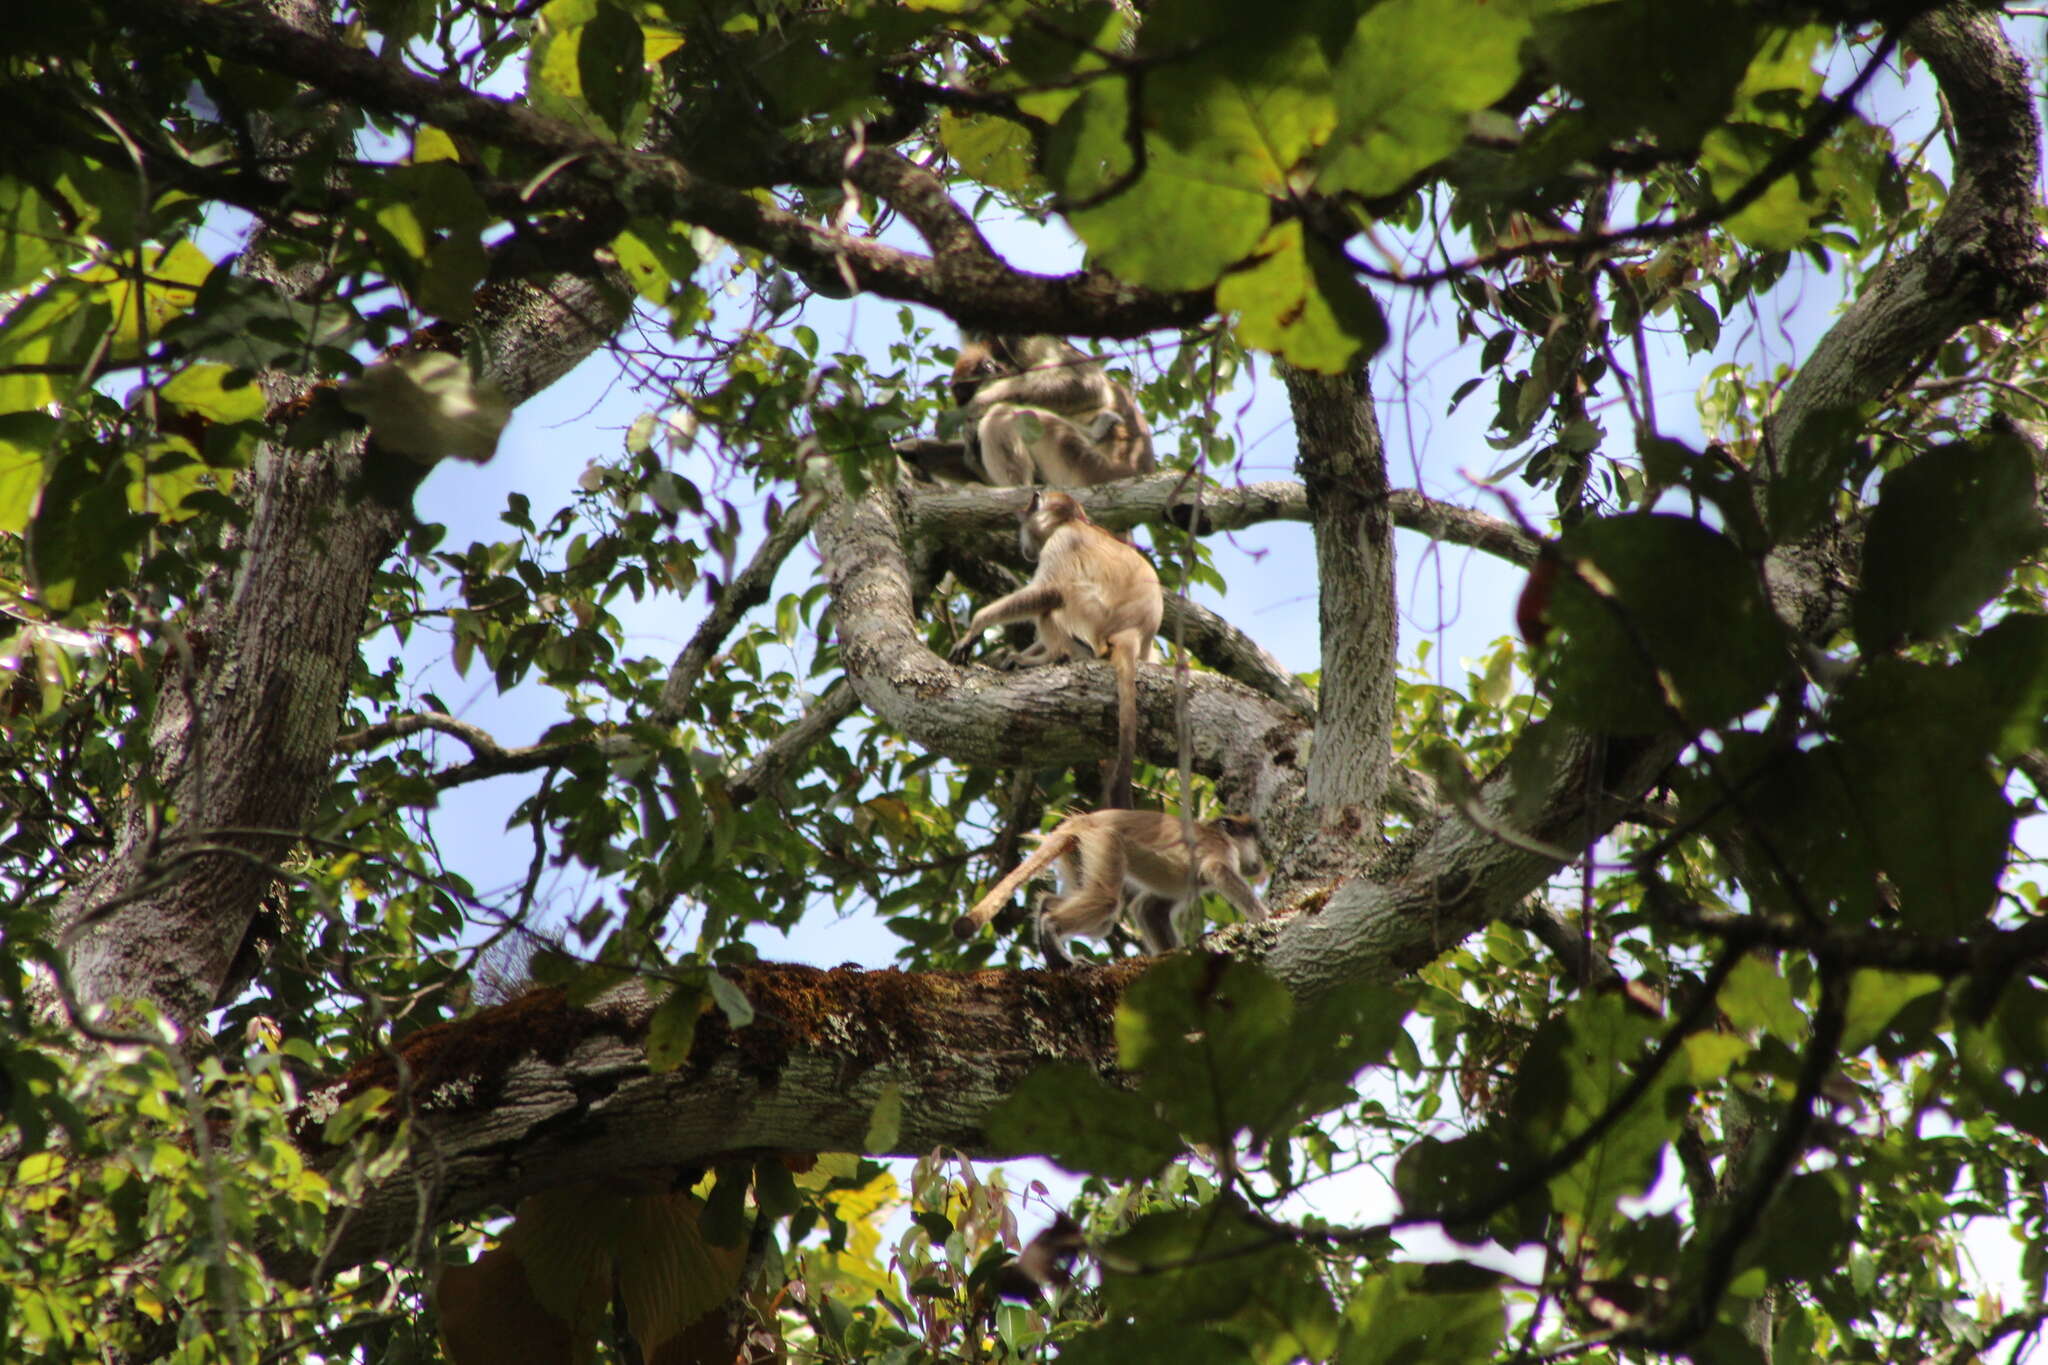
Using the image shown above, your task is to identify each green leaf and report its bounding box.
[1685,733,1876,921]
[984,1061,1182,1180]
[1099,1198,1328,1337]
[1544,515,1789,733]
[706,971,754,1027]
[1055,1322,1252,1365]
[418,233,488,322]
[1854,432,2044,650]
[0,411,58,535]
[1831,664,2012,935]
[27,444,152,613]
[1961,982,2048,1139]
[1392,1133,1539,1245]
[645,982,706,1073]
[1116,957,1409,1143]
[1508,995,1678,1227]
[1956,615,2048,759]
[160,363,265,425]
[1319,0,1531,198]
[1057,103,1269,290]
[1717,956,1803,1043]
[1533,0,1761,150]
[1216,220,1387,371]
[862,1080,902,1153]
[1703,26,1838,250]
[1841,970,1941,1054]
[580,2,650,139]
[939,112,1041,195]
[1702,123,1833,250]
[1336,1262,1504,1365]
[0,179,67,293]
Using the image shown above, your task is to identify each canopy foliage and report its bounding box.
[3,1,2047,1362]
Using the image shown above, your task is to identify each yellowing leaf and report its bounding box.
[160,364,265,424]
[437,1243,582,1365]
[613,1194,745,1355]
[84,240,214,350]
[1216,220,1386,371]
[412,127,463,163]
[125,438,218,521]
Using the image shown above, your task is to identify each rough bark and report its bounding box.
[55,269,634,1030]
[1285,364,1398,819]
[62,0,2048,1290]
[816,482,1312,816]
[291,965,1138,1278]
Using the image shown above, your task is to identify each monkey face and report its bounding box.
[951,341,1005,407]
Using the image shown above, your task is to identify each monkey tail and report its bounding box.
[954,825,1078,940]
[1104,639,1139,809]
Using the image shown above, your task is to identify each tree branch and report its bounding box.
[659,493,824,720]
[103,0,1214,338]
[726,680,862,805]
[816,480,1308,815]
[904,473,1539,566]
[1285,363,1398,816]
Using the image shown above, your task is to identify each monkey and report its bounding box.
[991,1213,1087,1302]
[947,489,1162,808]
[952,810,1270,968]
[950,333,1156,487]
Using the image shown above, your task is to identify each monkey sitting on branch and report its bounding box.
[948,489,1162,808]
[953,810,1270,968]
[943,333,1155,488]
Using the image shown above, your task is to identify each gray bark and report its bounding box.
[55,269,633,1030]
[57,0,2045,1291]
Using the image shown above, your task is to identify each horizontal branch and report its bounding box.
[904,473,1539,566]
[106,0,1214,338]
[290,964,1137,1279]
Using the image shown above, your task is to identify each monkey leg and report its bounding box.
[1127,892,1183,955]
[1035,829,1126,964]
[951,583,1067,662]
[975,406,1047,486]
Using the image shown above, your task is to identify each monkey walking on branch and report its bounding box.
[953,809,1270,968]
[949,489,1162,808]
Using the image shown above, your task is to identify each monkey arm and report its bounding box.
[1202,861,1270,922]
[950,583,1067,661]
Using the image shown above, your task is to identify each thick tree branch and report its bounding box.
[1284,363,1397,816]
[816,481,1309,816]
[54,168,635,1029]
[288,965,1137,1279]
[905,473,1539,566]
[1761,6,2048,518]
[1161,596,1316,721]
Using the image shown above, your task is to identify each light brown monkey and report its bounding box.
[948,489,1162,807]
[952,333,1156,487]
[953,810,1270,968]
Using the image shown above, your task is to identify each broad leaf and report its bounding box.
[984,1061,1182,1180]
[1320,0,1531,198]
[1545,514,1788,733]
[1855,432,2043,650]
